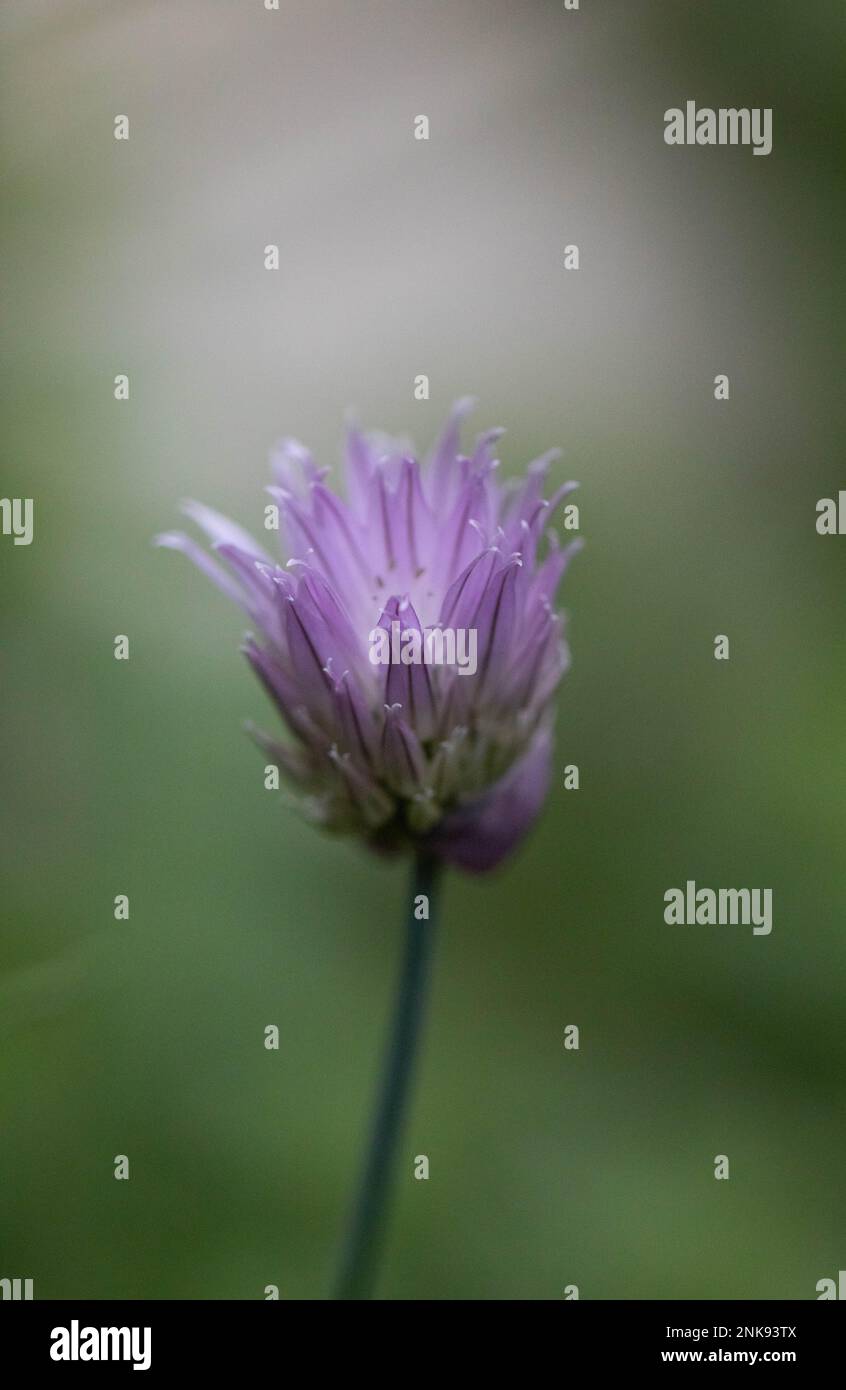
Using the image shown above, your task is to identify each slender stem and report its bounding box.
[333,851,440,1299]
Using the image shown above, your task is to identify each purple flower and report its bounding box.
[156,401,580,871]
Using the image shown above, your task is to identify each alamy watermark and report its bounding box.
[664,880,773,936]
[0,1277,33,1299]
[664,103,772,156]
[816,491,846,534]
[0,497,34,545]
[50,1321,151,1371]
[369,621,478,676]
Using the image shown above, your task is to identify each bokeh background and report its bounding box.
[2,0,845,1299]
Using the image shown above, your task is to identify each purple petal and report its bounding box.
[154,531,247,607]
[380,596,436,741]
[380,705,426,796]
[428,728,552,872]
[181,499,272,563]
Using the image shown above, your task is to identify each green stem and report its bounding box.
[333,851,440,1299]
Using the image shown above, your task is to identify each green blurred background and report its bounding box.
[2,0,845,1299]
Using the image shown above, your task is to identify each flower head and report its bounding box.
[157,401,580,871]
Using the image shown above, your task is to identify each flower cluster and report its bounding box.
[157,401,580,870]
